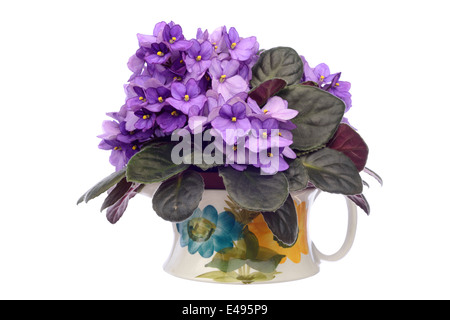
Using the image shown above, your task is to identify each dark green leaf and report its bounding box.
[301,148,363,195]
[277,85,345,151]
[247,248,285,273]
[77,168,126,204]
[327,124,369,172]
[126,142,190,184]
[283,158,309,191]
[262,195,298,247]
[219,166,289,212]
[251,47,303,88]
[100,178,133,211]
[248,78,287,106]
[152,171,204,222]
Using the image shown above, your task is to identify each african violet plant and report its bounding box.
[78,21,381,248]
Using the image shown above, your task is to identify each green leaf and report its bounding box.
[262,195,298,247]
[247,247,285,273]
[251,47,303,88]
[301,148,363,195]
[283,158,309,191]
[277,85,345,151]
[205,247,247,272]
[152,170,205,222]
[218,166,289,212]
[196,271,240,283]
[126,142,190,184]
[77,168,126,204]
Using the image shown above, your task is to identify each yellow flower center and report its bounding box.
[132,145,138,151]
[268,152,274,158]
[231,117,237,122]
[231,42,237,49]
[169,37,177,44]
[158,96,164,103]
[196,55,202,61]
[220,75,227,83]
[143,115,151,120]
[157,51,164,57]
[184,95,190,102]
[262,132,268,139]
[139,96,146,102]
[114,146,121,151]
[336,82,340,86]
[263,109,269,114]
[171,111,178,116]
[320,75,325,81]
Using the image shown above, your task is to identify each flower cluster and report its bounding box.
[301,57,352,112]
[98,21,298,174]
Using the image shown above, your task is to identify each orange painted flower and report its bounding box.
[247,201,308,264]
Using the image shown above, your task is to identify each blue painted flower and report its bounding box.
[176,205,242,258]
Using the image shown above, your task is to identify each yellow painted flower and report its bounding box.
[247,201,308,264]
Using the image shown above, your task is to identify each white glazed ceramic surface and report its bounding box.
[142,185,357,284]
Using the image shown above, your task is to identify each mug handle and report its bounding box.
[311,193,358,264]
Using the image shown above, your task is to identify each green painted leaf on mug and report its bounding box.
[301,148,363,195]
[277,85,345,152]
[219,166,289,212]
[246,247,285,274]
[251,47,303,88]
[126,142,190,184]
[77,168,126,204]
[152,171,204,222]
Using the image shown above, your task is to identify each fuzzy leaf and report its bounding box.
[152,171,204,222]
[347,194,370,215]
[301,148,363,195]
[101,178,133,211]
[248,78,287,106]
[126,142,189,184]
[251,47,303,88]
[277,85,345,151]
[283,158,309,191]
[219,166,289,212]
[106,183,142,224]
[77,168,126,204]
[262,195,298,247]
[328,124,369,172]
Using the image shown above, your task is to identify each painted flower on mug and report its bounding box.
[247,200,308,264]
[176,205,243,258]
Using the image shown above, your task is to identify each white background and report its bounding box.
[1,0,449,300]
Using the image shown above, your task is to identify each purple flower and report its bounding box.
[254,148,290,175]
[156,107,187,133]
[248,96,298,122]
[145,86,171,112]
[99,139,139,171]
[126,86,149,111]
[224,27,258,62]
[185,40,214,80]
[246,118,293,153]
[209,59,248,101]
[145,43,171,64]
[166,78,207,114]
[324,73,352,112]
[211,101,251,144]
[163,24,192,51]
[134,108,156,131]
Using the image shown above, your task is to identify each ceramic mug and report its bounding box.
[142,184,358,284]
